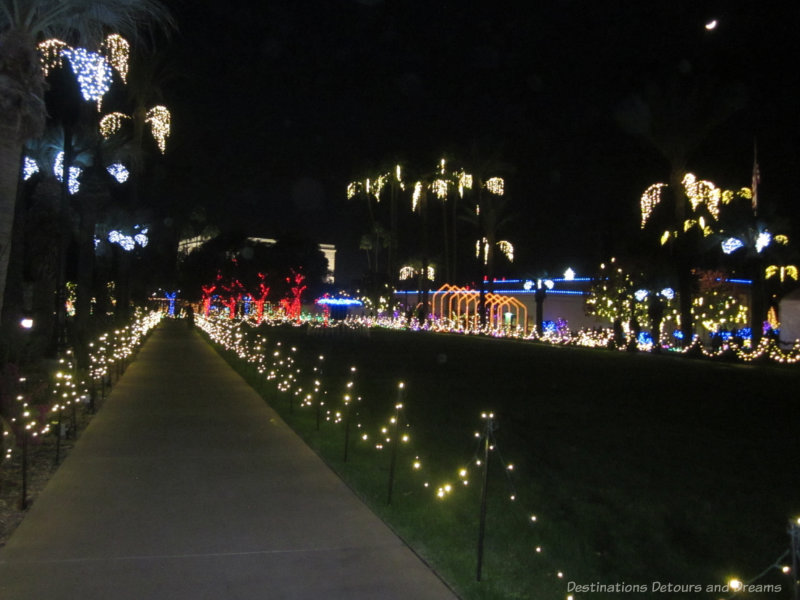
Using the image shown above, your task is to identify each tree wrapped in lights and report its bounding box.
[585,258,648,348]
[639,171,758,343]
[691,271,748,338]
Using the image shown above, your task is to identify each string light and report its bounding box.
[37,38,69,76]
[145,105,171,153]
[431,178,448,199]
[53,151,82,195]
[107,163,129,183]
[101,34,129,83]
[62,47,113,104]
[755,231,772,253]
[640,183,666,227]
[100,112,130,138]
[765,265,798,282]
[413,181,422,212]
[23,157,39,180]
[485,177,504,195]
[721,237,744,254]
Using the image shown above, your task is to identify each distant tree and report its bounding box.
[615,59,746,342]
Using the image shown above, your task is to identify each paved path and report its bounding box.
[0,320,458,600]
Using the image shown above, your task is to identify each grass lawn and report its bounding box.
[209,323,800,599]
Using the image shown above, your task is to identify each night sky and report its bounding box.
[160,1,800,284]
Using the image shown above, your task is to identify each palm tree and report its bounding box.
[615,60,746,343]
[0,0,173,323]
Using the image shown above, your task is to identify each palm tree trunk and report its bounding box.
[452,194,459,283]
[52,124,75,353]
[441,198,449,283]
[75,196,97,369]
[0,129,25,325]
[389,182,397,280]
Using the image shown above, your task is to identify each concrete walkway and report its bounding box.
[0,320,458,600]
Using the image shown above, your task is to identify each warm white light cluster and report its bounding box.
[682,173,721,218]
[399,266,415,280]
[100,112,130,138]
[145,105,171,153]
[54,151,82,195]
[485,177,504,195]
[412,181,423,212]
[640,183,667,227]
[431,178,448,200]
[456,170,473,198]
[372,174,388,200]
[37,38,69,76]
[101,34,130,83]
[476,238,514,264]
[107,163,130,183]
[497,240,514,262]
[765,264,798,282]
[62,47,114,104]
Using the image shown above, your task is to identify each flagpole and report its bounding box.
[752,138,759,217]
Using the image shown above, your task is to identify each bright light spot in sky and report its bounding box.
[705,19,718,30]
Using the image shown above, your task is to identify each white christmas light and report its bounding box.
[634,289,649,302]
[62,47,113,103]
[23,157,39,180]
[756,231,772,253]
[107,163,129,183]
[53,151,82,195]
[660,288,675,300]
[721,237,744,255]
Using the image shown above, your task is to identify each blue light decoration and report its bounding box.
[242,294,252,314]
[106,162,129,183]
[721,237,744,254]
[23,157,39,180]
[164,291,177,316]
[315,297,363,306]
[673,330,684,340]
[53,151,82,195]
[637,331,653,346]
[61,47,113,103]
[634,289,648,302]
[660,288,675,300]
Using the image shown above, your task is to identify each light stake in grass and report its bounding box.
[343,367,357,462]
[315,356,325,431]
[387,382,404,505]
[476,411,495,582]
[791,518,800,600]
